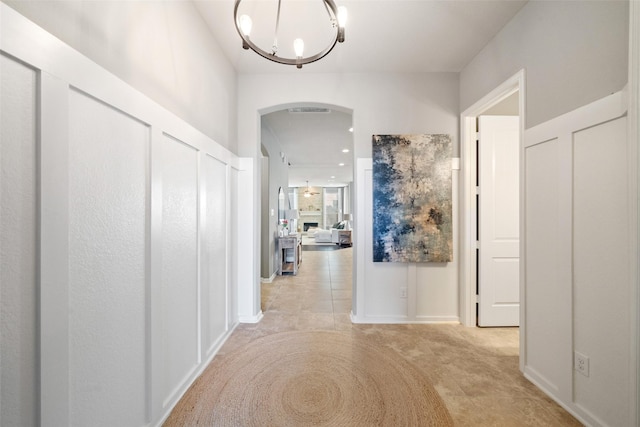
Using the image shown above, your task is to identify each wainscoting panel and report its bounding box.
[0,53,38,427]
[160,134,200,407]
[0,5,245,426]
[202,154,229,356]
[573,116,629,426]
[67,88,149,425]
[229,167,239,325]
[523,91,631,426]
[523,138,567,396]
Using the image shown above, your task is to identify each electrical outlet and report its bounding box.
[574,351,589,377]
[400,287,407,298]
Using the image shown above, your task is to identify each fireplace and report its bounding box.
[303,222,319,232]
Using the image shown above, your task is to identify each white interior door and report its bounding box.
[478,115,520,326]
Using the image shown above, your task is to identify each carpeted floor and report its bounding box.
[165,248,581,426]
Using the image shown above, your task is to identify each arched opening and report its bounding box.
[258,102,355,322]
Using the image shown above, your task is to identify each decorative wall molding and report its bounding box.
[0,5,245,426]
[523,90,633,426]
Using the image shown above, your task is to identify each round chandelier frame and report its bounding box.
[233,0,346,69]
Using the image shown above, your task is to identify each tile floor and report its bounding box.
[218,247,582,426]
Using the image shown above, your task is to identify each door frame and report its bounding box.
[459,70,525,331]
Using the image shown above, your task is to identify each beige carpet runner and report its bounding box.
[165,330,453,426]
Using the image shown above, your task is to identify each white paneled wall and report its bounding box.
[0,53,38,427]
[0,5,247,426]
[202,155,229,355]
[523,91,632,426]
[524,137,569,397]
[160,135,200,408]
[573,117,629,424]
[68,89,149,424]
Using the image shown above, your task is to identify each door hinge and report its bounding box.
[475,240,480,250]
[475,186,480,195]
[475,294,479,303]
[476,131,480,140]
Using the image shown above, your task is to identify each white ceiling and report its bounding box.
[193,0,528,187]
[263,108,353,187]
[194,0,527,74]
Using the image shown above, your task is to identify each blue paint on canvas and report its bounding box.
[372,134,452,263]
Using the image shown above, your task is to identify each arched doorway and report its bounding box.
[258,102,355,320]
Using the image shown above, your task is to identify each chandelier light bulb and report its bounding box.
[239,14,252,36]
[337,6,347,27]
[294,38,304,68]
[294,38,304,58]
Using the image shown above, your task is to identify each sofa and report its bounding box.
[314,228,333,243]
[310,221,349,244]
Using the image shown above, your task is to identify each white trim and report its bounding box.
[148,125,164,422]
[629,1,640,425]
[39,71,71,426]
[351,315,459,324]
[153,324,238,427]
[522,371,591,427]
[239,311,264,324]
[237,157,259,322]
[459,69,526,332]
[355,158,371,319]
[260,271,277,283]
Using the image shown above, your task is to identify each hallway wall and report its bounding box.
[0,5,243,426]
[460,0,629,129]
[238,72,460,323]
[2,0,238,152]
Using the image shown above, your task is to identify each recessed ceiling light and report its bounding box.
[331,176,335,178]
[348,127,353,132]
[339,163,345,166]
[342,149,349,153]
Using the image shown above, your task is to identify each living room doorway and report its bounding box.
[259,103,354,318]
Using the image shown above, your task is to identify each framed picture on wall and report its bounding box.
[372,134,452,263]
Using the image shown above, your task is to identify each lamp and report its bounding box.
[343,213,352,230]
[234,0,347,69]
[286,209,300,233]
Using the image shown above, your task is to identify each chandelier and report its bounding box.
[234,0,347,69]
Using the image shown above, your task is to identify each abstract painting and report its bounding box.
[372,134,452,263]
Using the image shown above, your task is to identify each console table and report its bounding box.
[277,234,302,275]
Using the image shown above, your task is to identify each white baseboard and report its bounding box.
[523,369,594,427]
[260,272,276,283]
[239,311,264,324]
[350,313,460,324]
